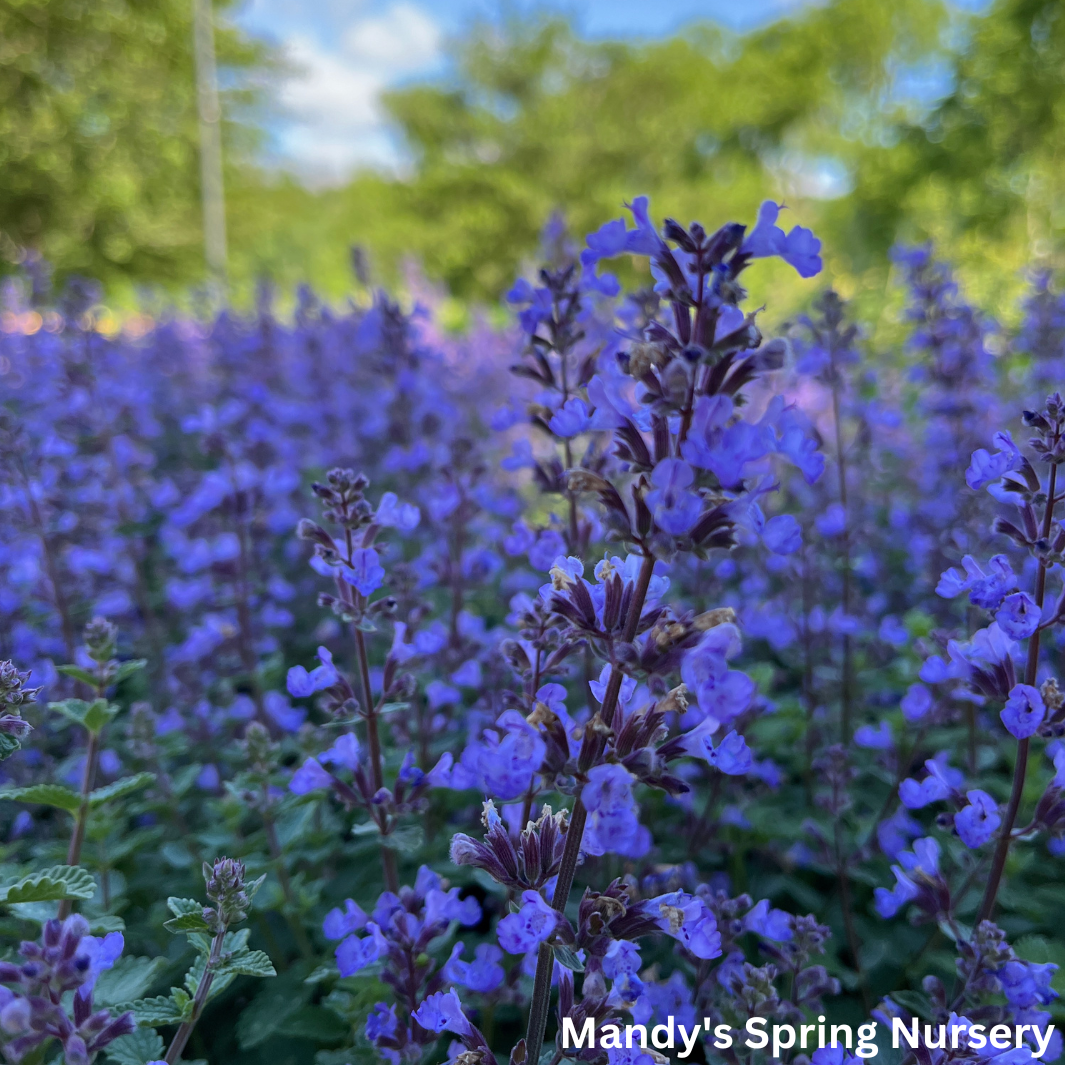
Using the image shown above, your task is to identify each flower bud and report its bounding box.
[83,617,118,664]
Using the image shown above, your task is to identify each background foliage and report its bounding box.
[2,0,1065,315]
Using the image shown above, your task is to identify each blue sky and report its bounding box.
[232,0,815,182]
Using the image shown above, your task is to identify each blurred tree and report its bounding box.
[843,0,1065,301]
[0,0,267,290]
[227,0,949,305]
[8,0,1063,313]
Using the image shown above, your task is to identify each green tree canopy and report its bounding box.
[0,0,265,289]
[235,0,948,304]
[5,0,1065,313]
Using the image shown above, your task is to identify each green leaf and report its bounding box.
[183,931,211,955]
[104,1027,165,1065]
[1014,935,1056,964]
[89,772,155,808]
[88,915,126,934]
[551,943,585,973]
[82,698,119,733]
[172,987,192,1015]
[219,949,276,979]
[94,956,167,1008]
[159,842,194,868]
[163,911,209,934]
[56,666,99,688]
[167,896,202,918]
[0,734,22,761]
[387,824,424,855]
[122,994,186,1026]
[164,898,205,937]
[113,660,148,683]
[10,902,59,923]
[236,973,307,1049]
[242,873,268,908]
[0,865,95,903]
[0,783,80,813]
[891,989,933,1020]
[937,918,972,944]
[49,697,117,733]
[378,702,409,715]
[182,956,237,1002]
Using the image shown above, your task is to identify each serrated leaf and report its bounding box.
[1,865,95,903]
[185,931,211,955]
[94,956,167,1008]
[89,773,155,808]
[166,897,202,918]
[183,955,237,1002]
[104,1027,165,1065]
[231,954,276,975]
[163,911,209,934]
[220,949,275,979]
[245,873,267,904]
[1014,935,1055,964]
[122,994,186,1026]
[113,660,148,683]
[551,944,584,973]
[0,784,80,813]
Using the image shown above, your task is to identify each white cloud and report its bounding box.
[266,3,442,185]
[342,3,441,74]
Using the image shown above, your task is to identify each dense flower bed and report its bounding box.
[0,201,1063,1065]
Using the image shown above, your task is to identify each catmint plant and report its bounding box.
[447,195,828,1063]
[292,469,423,892]
[0,913,135,1064]
[3,204,1065,1065]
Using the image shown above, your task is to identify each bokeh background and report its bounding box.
[2,0,1059,323]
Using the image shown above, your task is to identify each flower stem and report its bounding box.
[354,622,399,894]
[58,728,101,920]
[830,376,854,744]
[977,462,1057,923]
[523,552,655,1064]
[165,924,226,1064]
